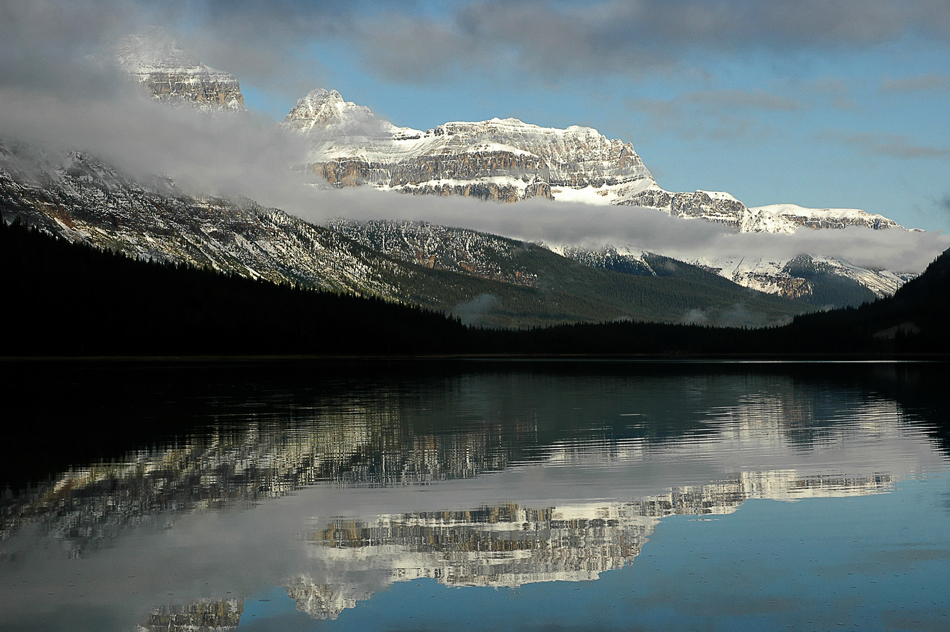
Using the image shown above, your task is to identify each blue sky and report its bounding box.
[2,0,949,232]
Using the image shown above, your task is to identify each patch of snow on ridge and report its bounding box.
[811,256,910,297]
[388,176,531,191]
[463,143,534,156]
[700,191,741,202]
[754,203,871,218]
[552,185,619,205]
[750,203,904,231]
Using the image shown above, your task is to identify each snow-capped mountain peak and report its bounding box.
[113,26,246,113]
[286,92,655,203]
[283,88,377,132]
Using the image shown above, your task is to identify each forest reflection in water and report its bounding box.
[1,360,949,631]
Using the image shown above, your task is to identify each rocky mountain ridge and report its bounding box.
[286,87,905,235]
[110,30,908,237]
[0,142,410,297]
[285,88,651,203]
[280,87,916,300]
[333,219,905,307]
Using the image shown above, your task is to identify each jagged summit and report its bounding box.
[114,26,245,113]
[283,88,376,131]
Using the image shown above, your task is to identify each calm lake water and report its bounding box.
[1,360,949,632]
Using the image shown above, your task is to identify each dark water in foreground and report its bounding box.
[1,360,949,632]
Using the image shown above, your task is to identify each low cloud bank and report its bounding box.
[291,188,950,274]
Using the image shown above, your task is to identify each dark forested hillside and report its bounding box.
[781,248,950,354]
[3,219,949,358]
[1,220,472,356]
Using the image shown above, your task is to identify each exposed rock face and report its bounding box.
[621,188,752,229]
[619,189,904,234]
[115,26,246,113]
[328,218,542,288]
[284,90,653,203]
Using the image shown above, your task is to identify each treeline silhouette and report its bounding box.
[3,219,948,357]
[1,219,471,356]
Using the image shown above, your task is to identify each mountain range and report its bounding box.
[282,86,915,303]
[0,27,936,328]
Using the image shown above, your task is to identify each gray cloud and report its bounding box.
[355,14,487,84]
[880,73,950,94]
[801,78,862,111]
[627,88,799,141]
[349,0,950,84]
[817,130,950,159]
[0,0,349,112]
[682,303,791,328]
[171,1,354,99]
[138,1,448,101]
[685,89,800,111]
[285,188,949,275]
[0,0,141,100]
[0,84,318,210]
[0,1,329,208]
[7,1,949,112]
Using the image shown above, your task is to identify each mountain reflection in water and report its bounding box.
[1,361,949,631]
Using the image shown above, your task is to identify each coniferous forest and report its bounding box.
[3,219,949,358]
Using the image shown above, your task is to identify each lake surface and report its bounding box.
[2,360,949,631]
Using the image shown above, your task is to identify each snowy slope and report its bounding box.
[747,203,903,232]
